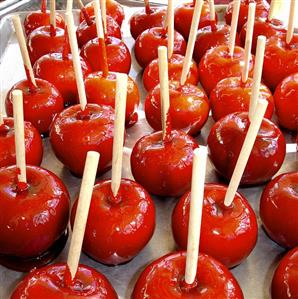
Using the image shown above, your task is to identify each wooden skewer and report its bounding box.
[249,35,266,121]
[224,99,268,207]
[66,0,73,12]
[0,101,4,125]
[209,0,216,21]
[180,0,204,85]
[77,0,84,8]
[41,0,47,13]
[268,0,278,21]
[158,46,170,141]
[50,0,56,30]
[228,0,241,56]
[65,12,88,111]
[100,0,107,35]
[241,3,255,83]
[111,74,128,196]
[67,151,100,280]
[12,90,27,184]
[144,0,151,14]
[94,0,104,39]
[167,0,174,59]
[286,0,296,44]
[185,147,208,285]
[12,16,37,88]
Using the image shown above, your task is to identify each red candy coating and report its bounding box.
[208,112,286,185]
[260,172,298,249]
[145,81,209,136]
[132,251,244,299]
[81,36,131,74]
[274,73,298,131]
[50,104,114,177]
[0,166,69,270]
[271,247,298,299]
[130,7,167,40]
[71,179,155,265]
[5,78,64,135]
[199,45,254,95]
[11,263,118,298]
[210,77,274,121]
[33,53,91,106]
[131,130,198,197]
[172,183,258,268]
[85,72,139,127]
[134,27,186,68]
[0,118,43,168]
[143,54,199,91]
[174,1,218,40]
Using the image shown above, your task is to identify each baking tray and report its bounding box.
[0,5,297,299]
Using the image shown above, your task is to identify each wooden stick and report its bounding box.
[12,16,37,88]
[167,0,174,59]
[94,0,105,39]
[66,0,73,12]
[209,0,215,21]
[0,100,4,125]
[185,147,208,285]
[248,35,266,121]
[12,90,27,184]
[224,99,268,207]
[65,12,88,111]
[286,0,296,44]
[77,0,84,8]
[67,151,100,280]
[180,0,204,85]
[50,0,56,29]
[144,0,151,15]
[100,0,107,34]
[241,3,255,83]
[158,46,170,141]
[228,0,241,56]
[268,0,278,21]
[111,74,128,196]
[41,0,47,13]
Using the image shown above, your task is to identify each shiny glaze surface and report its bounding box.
[76,16,121,48]
[174,1,217,40]
[207,112,286,185]
[240,18,286,54]
[225,0,269,32]
[143,54,199,91]
[263,34,298,90]
[199,45,254,95]
[71,179,155,265]
[79,0,124,26]
[271,247,298,299]
[11,263,118,298]
[80,36,131,74]
[132,251,244,299]
[0,165,69,259]
[274,73,298,131]
[5,78,64,135]
[49,104,114,177]
[131,130,198,197]
[33,53,91,106]
[194,23,241,64]
[85,72,139,126]
[260,172,298,248]
[134,27,186,68]
[0,118,43,168]
[129,7,167,40]
[210,77,274,121]
[145,81,209,136]
[172,184,258,268]
[28,26,67,65]
[23,10,65,36]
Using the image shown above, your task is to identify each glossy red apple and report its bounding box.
[5,78,64,135]
[0,165,69,271]
[172,183,258,268]
[143,54,199,91]
[50,104,114,177]
[71,179,155,265]
[0,117,43,168]
[11,263,118,298]
[207,112,286,185]
[132,251,244,299]
[131,130,198,197]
